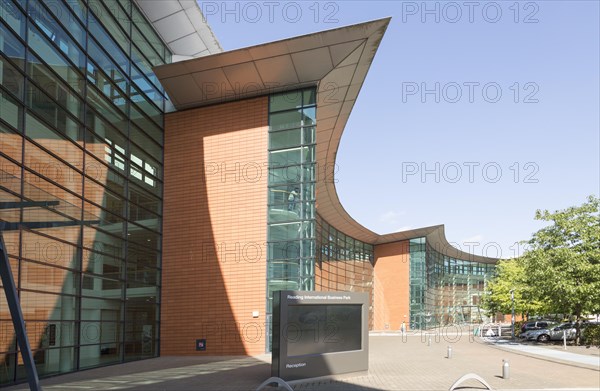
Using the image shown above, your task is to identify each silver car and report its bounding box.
[527,323,576,342]
[519,329,538,339]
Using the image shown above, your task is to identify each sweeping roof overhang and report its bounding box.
[134,0,222,59]
[153,18,497,264]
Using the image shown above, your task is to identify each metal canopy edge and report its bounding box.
[154,17,497,263]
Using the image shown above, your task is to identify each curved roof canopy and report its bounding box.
[134,0,222,59]
[153,18,497,264]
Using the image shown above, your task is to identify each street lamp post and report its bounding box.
[510,289,515,339]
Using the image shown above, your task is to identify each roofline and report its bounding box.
[152,17,498,265]
[375,225,498,264]
[134,0,222,59]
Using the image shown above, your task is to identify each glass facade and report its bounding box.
[315,215,374,328]
[409,238,495,329]
[266,88,317,342]
[0,0,169,384]
[265,88,377,345]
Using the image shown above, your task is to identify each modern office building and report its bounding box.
[0,0,496,385]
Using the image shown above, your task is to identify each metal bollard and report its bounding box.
[502,359,510,379]
[447,345,452,359]
[428,336,431,346]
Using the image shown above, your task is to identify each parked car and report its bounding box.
[521,321,555,334]
[519,329,539,339]
[527,323,576,342]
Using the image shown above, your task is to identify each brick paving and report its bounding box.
[5,333,599,391]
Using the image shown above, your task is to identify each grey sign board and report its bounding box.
[272,290,369,381]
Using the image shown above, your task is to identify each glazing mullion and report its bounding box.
[130,22,165,67]
[28,0,86,50]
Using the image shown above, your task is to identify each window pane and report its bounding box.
[21,291,78,320]
[0,121,22,161]
[82,274,123,297]
[81,297,123,321]
[0,89,22,130]
[102,0,130,36]
[86,60,128,113]
[132,5,166,63]
[27,84,82,143]
[28,52,83,118]
[25,114,83,161]
[86,88,128,136]
[82,248,124,280]
[87,39,129,96]
[130,80,163,125]
[270,110,301,131]
[270,90,302,112]
[88,0,130,56]
[83,226,125,260]
[0,51,24,99]
[303,126,315,144]
[303,88,316,106]
[27,24,84,92]
[0,0,26,38]
[128,203,159,226]
[88,13,129,75]
[131,45,162,94]
[130,138,162,175]
[128,244,160,269]
[127,224,160,250]
[21,261,79,295]
[22,170,83,220]
[29,0,85,70]
[269,148,302,167]
[130,104,162,146]
[302,107,316,126]
[64,0,87,24]
[84,177,125,218]
[270,128,301,149]
[31,0,85,47]
[269,165,301,185]
[24,141,83,195]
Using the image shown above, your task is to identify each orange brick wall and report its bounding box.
[373,241,410,331]
[162,97,269,356]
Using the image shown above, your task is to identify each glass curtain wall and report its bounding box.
[266,88,316,350]
[315,215,374,328]
[0,0,169,384]
[409,238,495,329]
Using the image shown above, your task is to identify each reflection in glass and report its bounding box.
[0,0,169,385]
[409,238,494,329]
[267,89,317,351]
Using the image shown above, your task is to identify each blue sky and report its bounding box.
[200,1,600,259]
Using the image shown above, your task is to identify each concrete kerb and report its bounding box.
[484,339,600,371]
[371,326,600,372]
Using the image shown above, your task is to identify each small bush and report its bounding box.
[582,324,600,348]
[514,320,526,337]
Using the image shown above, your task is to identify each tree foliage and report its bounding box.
[482,196,600,343]
[482,257,545,318]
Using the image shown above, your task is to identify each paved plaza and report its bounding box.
[5,332,599,391]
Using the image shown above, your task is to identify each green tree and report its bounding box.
[482,257,545,320]
[483,196,600,344]
[522,195,600,344]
